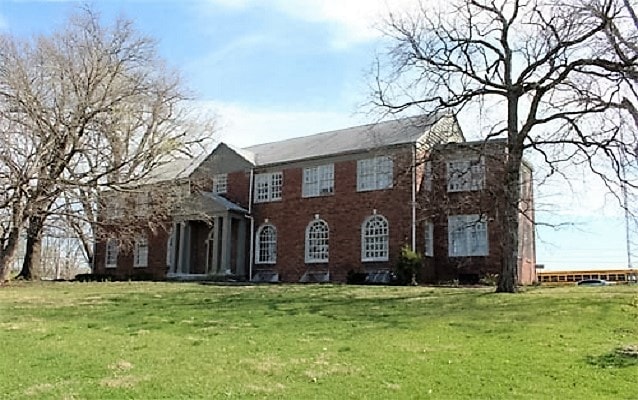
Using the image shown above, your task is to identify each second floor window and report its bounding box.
[105,197,124,220]
[303,164,334,197]
[357,156,393,191]
[135,192,150,217]
[447,158,485,192]
[254,172,283,203]
[213,174,227,194]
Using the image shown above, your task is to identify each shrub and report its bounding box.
[395,245,422,285]
[74,273,111,282]
[479,273,499,286]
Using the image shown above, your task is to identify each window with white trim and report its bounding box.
[133,237,149,267]
[448,214,488,257]
[135,192,150,217]
[213,173,228,194]
[361,214,389,262]
[357,156,393,191]
[447,157,485,192]
[256,224,277,264]
[303,164,334,197]
[254,172,283,203]
[424,221,434,257]
[305,218,329,263]
[105,197,124,220]
[105,238,119,268]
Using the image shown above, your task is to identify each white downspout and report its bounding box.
[411,144,417,252]
[247,168,255,281]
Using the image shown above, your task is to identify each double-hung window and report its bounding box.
[254,172,283,203]
[135,192,150,217]
[448,214,488,257]
[105,197,124,220]
[213,174,228,194]
[357,156,393,191]
[447,157,485,192]
[302,164,334,197]
[105,238,119,268]
[133,237,149,267]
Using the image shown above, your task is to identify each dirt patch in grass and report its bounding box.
[23,382,56,396]
[100,375,145,389]
[108,360,134,371]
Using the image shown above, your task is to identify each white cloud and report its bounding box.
[192,100,366,149]
[205,0,421,49]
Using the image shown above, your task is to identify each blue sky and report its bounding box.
[0,0,634,270]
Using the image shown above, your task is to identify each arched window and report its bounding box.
[256,224,277,264]
[305,218,329,263]
[361,214,389,262]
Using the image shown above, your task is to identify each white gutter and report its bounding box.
[411,144,417,252]
[247,168,255,281]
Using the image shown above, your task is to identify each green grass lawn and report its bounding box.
[0,282,636,399]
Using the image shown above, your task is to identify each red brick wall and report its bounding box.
[253,153,414,282]
[93,140,536,286]
[226,170,250,209]
[94,226,169,280]
[417,141,536,284]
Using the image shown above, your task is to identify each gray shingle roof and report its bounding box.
[144,113,450,183]
[201,192,248,213]
[243,114,445,166]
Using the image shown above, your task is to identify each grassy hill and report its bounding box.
[0,282,636,399]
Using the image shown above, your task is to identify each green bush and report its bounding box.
[395,245,422,285]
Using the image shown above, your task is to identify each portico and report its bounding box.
[167,192,248,278]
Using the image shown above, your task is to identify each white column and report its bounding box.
[236,218,246,276]
[211,217,220,274]
[221,214,231,274]
[176,222,186,274]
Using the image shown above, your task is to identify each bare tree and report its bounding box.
[372,0,638,292]
[0,6,212,281]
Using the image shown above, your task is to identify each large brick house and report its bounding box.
[94,114,536,284]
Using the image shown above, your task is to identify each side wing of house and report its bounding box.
[417,139,536,285]
[94,143,255,280]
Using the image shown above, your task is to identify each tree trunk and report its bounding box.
[0,227,21,283]
[497,148,523,293]
[16,215,44,280]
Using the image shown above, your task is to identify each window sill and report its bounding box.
[362,258,389,263]
[301,193,334,199]
[305,259,329,264]
[357,186,393,193]
[254,198,283,204]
